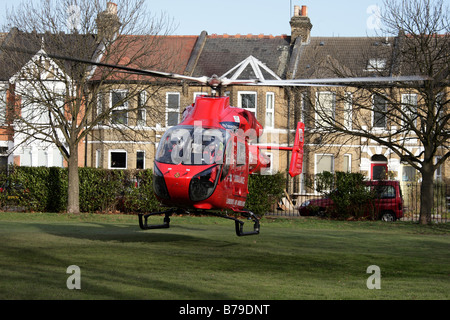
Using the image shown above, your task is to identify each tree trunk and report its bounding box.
[67,146,80,214]
[419,162,434,224]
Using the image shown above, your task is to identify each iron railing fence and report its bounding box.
[267,180,449,223]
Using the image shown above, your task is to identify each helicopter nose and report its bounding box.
[165,169,191,190]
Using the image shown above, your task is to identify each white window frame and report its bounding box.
[314,153,335,194]
[315,91,335,127]
[300,92,306,123]
[95,149,101,168]
[372,94,387,129]
[136,150,145,169]
[343,154,352,173]
[108,149,127,169]
[21,147,32,166]
[238,91,257,116]
[344,92,352,130]
[434,156,442,181]
[166,92,180,127]
[401,164,417,182]
[265,92,275,128]
[261,152,273,175]
[96,93,103,118]
[110,89,129,125]
[366,58,386,72]
[137,91,147,126]
[0,90,6,125]
[401,93,418,126]
[314,154,335,175]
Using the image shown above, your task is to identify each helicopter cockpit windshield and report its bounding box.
[156,126,227,166]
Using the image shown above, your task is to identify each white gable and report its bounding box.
[221,55,281,81]
[9,48,71,84]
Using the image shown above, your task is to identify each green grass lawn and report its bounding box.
[0,211,448,300]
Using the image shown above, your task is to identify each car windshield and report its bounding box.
[156,125,228,165]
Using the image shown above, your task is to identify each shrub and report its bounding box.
[314,171,376,220]
[6,166,52,212]
[246,172,285,216]
[79,167,124,213]
[117,169,160,213]
[47,167,68,212]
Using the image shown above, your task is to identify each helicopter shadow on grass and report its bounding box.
[31,221,200,243]
[31,220,241,246]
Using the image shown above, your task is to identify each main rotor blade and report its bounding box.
[258,75,431,87]
[6,46,252,89]
[51,53,210,84]
[220,78,258,86]
[3,46,210,85]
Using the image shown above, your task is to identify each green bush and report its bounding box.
[79,167,124,213]
[47,167,68,212]
[314,171,376,220]
[117,169,160,213]
[4,166,52,212]
[246,172,285,216]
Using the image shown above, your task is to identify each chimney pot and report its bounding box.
[107,2,118,15]
[301,5,308,16]
[294,5,300,16]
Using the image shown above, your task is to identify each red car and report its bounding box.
[298,180,404,221]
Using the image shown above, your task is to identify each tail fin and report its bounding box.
[288,122,305,177]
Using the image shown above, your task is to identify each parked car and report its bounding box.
[298,180,403,221]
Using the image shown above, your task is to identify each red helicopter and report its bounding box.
[143,92,305,236]
[7,49,429,236]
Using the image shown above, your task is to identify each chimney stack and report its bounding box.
[290,4,312,44]
[96,2,121,42]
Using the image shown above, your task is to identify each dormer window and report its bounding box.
[366,58,386,72]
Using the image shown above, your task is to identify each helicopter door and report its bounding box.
[232,137,249,199]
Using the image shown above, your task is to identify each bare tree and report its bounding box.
[1,0,180,213]
[300,0,449,224]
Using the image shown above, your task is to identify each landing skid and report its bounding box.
[138,209,260,236]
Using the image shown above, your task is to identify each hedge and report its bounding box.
[246,172,285,215]
[0,166,285,216]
